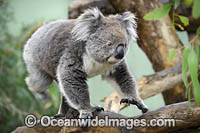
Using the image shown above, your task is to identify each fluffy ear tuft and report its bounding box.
[110,12,138,42]
[121,12,138,41]
[72,8,104,41]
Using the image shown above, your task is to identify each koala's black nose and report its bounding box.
[115,44,124,59]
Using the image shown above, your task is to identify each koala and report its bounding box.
[23,8,148,118]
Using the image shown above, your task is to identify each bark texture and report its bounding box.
[68,0,116,19]
[12,101,200,133]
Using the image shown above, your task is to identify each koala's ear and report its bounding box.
[113,12,138,42]
[72,8,104,41]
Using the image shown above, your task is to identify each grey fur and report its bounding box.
[72,8,104,41]
[109,11,138,42]
[23,8,148,118]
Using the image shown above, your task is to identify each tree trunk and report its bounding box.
[68,0,116,19]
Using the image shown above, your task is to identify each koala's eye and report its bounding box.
[107,41,112,46]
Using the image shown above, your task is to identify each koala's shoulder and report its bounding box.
[43,19,75,33]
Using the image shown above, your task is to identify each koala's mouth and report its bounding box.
[107,56,120,64]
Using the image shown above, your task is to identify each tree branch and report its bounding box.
[12,101,200,133]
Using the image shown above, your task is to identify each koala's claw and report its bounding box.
[141,107,149,114]
[120,98,149,114]
[120,98,131,105]
[94,106,104,112]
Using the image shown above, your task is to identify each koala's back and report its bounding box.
[23,19,77,78]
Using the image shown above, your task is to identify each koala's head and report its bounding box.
[72,8,137,64]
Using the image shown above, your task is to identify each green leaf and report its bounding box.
[175,0,181,9]
[178,15,189,26]
[143,10,155,20]
[143,3,172,20]
[161,3,173,17]
[183,0,194,7]
[168,49,176,62]
[176,31,190,48]
[192,0,200,19]
[196,26,200,35]
[182,48,189,89]
[187,49,200,106]
[195,40,200,61]
[143,8,163,20]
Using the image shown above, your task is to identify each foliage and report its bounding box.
[143,0,200,106]
[0,0,12,35]
[197,26,200,35]
[177,15,189,26]
[168,49,177,62]
[143,3,172,20]
[0,26,60,132]
[192,0,200,19]
[0,1,60,132]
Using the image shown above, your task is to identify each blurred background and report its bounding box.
[1,0,194,132]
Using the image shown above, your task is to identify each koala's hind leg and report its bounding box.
[25,63,53,101]
[55,95,79,119]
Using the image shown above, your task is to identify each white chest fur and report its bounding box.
[82,54,112,78]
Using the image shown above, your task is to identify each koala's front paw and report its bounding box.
[120,98,149,114]
[79,110,93,119]
[79,106,104,118]
[79,110,93,129]
[78,106,104,128]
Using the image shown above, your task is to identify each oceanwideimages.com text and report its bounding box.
[24,114,176,129]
